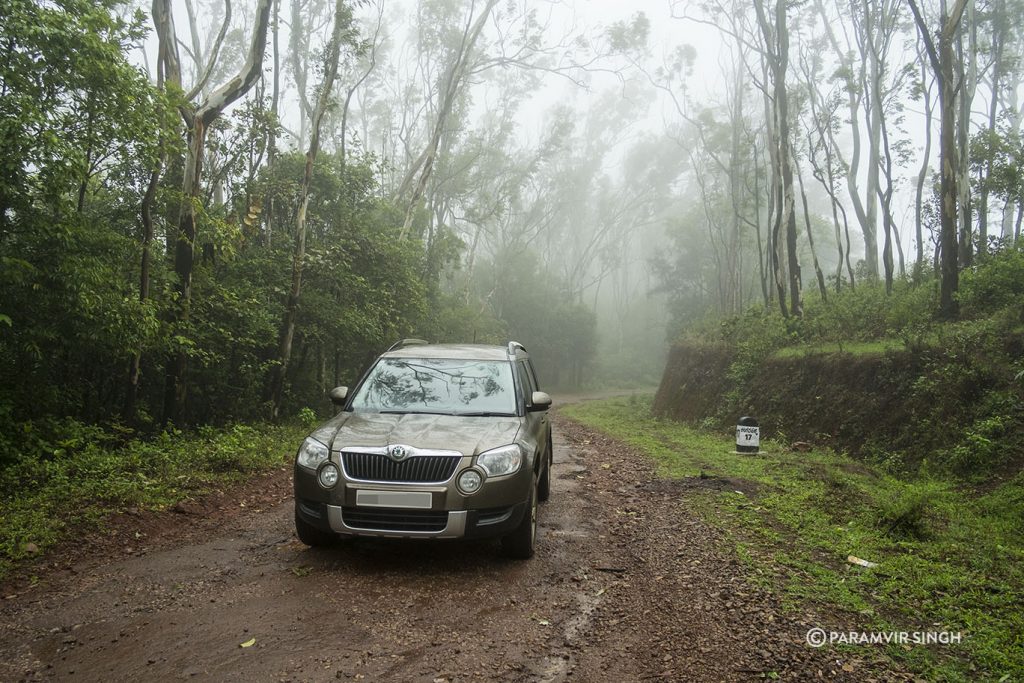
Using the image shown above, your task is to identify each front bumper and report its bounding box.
[294,446,533,540]
[295,498,528,539]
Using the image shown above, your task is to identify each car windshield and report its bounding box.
[349,358,517,416]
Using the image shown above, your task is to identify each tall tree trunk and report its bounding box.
[862,0,883,282]
[797,159,827,301]
[915,57,935,274]
[125,164,161,421]
[756,0,801,317]
[978,0,1006,255]
[266,0,280,248]
[813,0,875,277]
[955,0,977,267]
[908,0,968,319]
[270,0,350,420]
[757,43,787,317]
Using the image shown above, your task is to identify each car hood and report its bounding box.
[311,411,523,456]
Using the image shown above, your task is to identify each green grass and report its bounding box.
[772,339,907,358]
[562,395,1024,682]
[0,420,309,582]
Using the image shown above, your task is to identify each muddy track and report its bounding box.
[0,412,904,682]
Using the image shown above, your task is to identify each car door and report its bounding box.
[518,360,549,473]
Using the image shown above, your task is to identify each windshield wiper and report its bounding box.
[378,410,455,416]
[456,411,515,417]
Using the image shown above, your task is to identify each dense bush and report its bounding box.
[960,243,1024,320]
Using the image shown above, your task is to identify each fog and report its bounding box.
[135,0,1019,389]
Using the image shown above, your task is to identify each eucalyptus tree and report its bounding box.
[850,0,909,285]
[397,0,500,239]
[955,0,979,267]
[908,0,970,318]
[913,49,937,271]
[648,25,768,314]
[152,0,274,424]
[753,0,802,317]
[374,0,630,245]
[797,34,857,290]
[270,0,358,419]
[974,0,1024,249]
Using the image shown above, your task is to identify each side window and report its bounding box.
[518,361,536,406]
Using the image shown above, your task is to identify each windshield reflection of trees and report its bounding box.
[360,360,512,413]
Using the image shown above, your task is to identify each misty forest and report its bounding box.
[3,0,1022,424]
[2,0,1024,680]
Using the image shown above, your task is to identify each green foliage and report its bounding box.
[959,243,1024,319]
[669,259,1024,478]
[298,407,318,426]
[0,0,162,228]
[970,125,1024,214]
[0,0,166,422]
[0,417,307,580]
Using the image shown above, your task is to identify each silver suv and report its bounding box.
[293,340,552,559]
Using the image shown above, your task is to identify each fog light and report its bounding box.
[458,469,483,495]
[318,463,340,488]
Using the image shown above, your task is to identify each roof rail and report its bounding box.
[387,338,430,352]
[507,341,527,357]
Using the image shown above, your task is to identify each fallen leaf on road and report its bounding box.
[239,638,256,648]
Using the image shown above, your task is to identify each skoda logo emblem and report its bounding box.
[388,445,409,462]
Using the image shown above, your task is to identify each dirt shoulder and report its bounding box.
[0,412,903,682]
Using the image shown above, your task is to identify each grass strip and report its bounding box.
[0,421,308,582]
[562,395,1024,682]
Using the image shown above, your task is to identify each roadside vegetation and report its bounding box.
[0,419,310,582]
[563,395,1024,681]
[663,246,1024,480]
[614,248,1024,680]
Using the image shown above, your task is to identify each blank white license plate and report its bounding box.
[355,490,433,509]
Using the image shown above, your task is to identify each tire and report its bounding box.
[502,480,537,559]
[295,508,337,547]
[537,434,552,502]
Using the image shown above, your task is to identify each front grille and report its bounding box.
[342,507,449,532]
[342,452,460,483]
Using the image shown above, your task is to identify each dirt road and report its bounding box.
[0,410,900,682]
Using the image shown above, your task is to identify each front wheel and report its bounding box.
[295,508,337,547]
[502,481,537,559]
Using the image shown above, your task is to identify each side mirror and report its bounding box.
[528,391,552,412]
[328,386,349,406]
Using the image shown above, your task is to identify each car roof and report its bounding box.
[382,343,524,361]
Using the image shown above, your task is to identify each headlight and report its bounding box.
[318,463,340,488]
[477,444,524,477]
[297,437,329,470]
[458,469,483,494]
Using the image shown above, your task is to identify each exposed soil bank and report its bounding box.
[653,341,1023,468]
